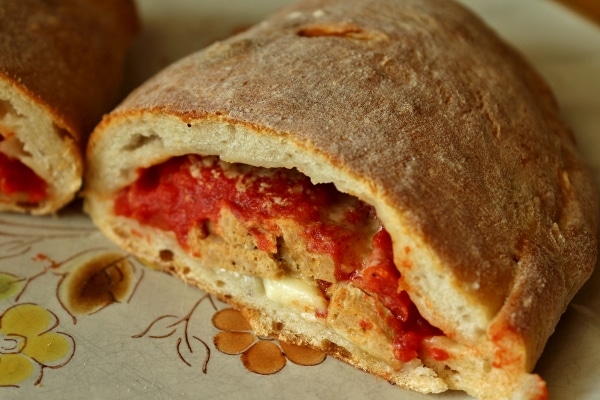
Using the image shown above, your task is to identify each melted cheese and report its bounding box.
[263,276,327,314]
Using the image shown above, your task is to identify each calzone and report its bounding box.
[83,0,599,399]
[0,0,138,214]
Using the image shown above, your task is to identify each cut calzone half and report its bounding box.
[84,0,598,399]
[0,0,138,214]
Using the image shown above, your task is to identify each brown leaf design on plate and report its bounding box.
[57,251,137,321]
[132,295,215,373]
[132,314,180,339]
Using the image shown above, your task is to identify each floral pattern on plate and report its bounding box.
[212,308,327,375]
[0,303,74,387]
[0,212,327,391]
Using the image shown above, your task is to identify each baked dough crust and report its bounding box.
[84,0,598,398]
[0,0,138,213]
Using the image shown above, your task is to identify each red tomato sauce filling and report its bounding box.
[355,230,444,362]
[0,136,47,203]
[114,154,445,362]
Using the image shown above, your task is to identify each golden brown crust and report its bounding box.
[0,0,138,143]
[0,0,138,214]
[84,0,598,398]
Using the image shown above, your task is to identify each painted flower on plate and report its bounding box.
[0,303,74,387]
[212,308,326,375]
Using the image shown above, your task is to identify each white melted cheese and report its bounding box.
[263,276,327,314]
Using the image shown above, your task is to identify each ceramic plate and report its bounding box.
[2,0,600,399]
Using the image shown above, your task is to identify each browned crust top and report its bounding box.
[0,0,139,143]
[103,0,598,368]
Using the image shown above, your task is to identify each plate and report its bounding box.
[2,0,600,399]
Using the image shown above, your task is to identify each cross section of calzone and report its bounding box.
[83,0,599,398]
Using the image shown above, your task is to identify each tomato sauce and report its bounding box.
[115,155,372,277]
[114,155,445,362]
[0,149,47,203]
[354,230,444,362]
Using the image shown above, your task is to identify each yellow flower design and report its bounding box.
[0,303,74,387]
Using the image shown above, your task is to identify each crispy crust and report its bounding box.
[84,0,598,398]
[0,0,138,213]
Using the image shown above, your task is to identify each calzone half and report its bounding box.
[83,0,599,399]
[0,0,138,214]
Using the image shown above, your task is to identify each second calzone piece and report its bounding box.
[0,0,137,214]
[84,0,598,399]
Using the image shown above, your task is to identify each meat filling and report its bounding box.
[114,154,445,362]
